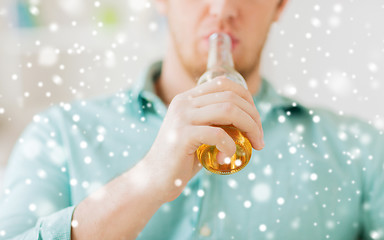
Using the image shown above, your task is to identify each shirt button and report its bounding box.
[199,225,211,237]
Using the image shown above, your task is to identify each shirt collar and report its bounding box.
[252,77,304,121]
[131,61,168,118]
[131,61,304,120]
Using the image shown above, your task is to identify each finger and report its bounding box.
[190,103,264,150]
[192,154,203,176]
[189,125,237,157]
[191,90,263,137]
[190,76,255,108]
[216,151,231,165]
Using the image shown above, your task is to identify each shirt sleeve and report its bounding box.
[361,129,384,239]
[0,108,75,239]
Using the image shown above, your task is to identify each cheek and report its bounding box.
[169,9,197,45]
[168,1,201,33]
[242,9,275,49]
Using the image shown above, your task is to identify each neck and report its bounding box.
[243,64,262,97]
[155,45,262,107]
[155,46,196,107]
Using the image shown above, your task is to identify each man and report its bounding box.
[0,0,383,239]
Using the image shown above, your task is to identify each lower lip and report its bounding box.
[231,40,239,51]
[202,38,239,51]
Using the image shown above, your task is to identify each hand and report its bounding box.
[142,76,264,203]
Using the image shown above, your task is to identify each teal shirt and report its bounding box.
[1,61,384,240]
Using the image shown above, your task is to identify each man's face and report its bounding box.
[158,0,287,80]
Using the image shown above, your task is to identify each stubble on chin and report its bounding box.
[169,33,205,82]
[178,49,207,82]
[234,46,262,80]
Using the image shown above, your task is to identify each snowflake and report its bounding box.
[259,224,267,232]
[263,165,273,176]
[243,200,252,208]
[310,173,318,181]
[277,197,285,205]
[84,156,92,164]
[174,178,182,187]
[197,189,205,197]
[38,46,58,66]
[248,172,256,180]
[251,183,271,202]
[227,179,238,189]
[80,141,87,149]
[218,211,226,219]
[29,203,37,212]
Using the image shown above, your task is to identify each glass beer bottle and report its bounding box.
[196,32,252,175]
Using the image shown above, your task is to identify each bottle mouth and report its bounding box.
[209,32,232,49]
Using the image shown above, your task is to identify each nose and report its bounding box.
[208,0,238,21]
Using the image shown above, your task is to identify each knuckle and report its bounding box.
[171,94,183,104]
[245,91,254,103]
[222,102,236,114]
[170,94,187,110]
[213,127,225,139]
[190,97,200,108]
[224,91,236,100]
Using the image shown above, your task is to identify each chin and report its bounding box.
[192,65,207,80]
[234,54,261,78]
[190,54,209,78]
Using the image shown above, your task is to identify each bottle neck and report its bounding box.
[207,33,234,70]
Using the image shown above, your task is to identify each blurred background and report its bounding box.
[0,0,383,188]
